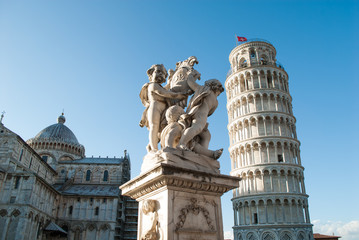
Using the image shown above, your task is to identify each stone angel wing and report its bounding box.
[139,83,150,107]
[139,83,150,128]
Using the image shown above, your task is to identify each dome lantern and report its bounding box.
[58,113,66,124]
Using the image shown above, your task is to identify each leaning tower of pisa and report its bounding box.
[225,39,313,240]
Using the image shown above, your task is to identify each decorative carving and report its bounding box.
[175,198,215,231]
[141,199,159,240]
[87,224,96,231]
[126,174,233,200]
[11,209,20,217]
[0,209,7,217]
[100,224,110,231]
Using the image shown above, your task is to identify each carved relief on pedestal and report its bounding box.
[175,198,215,231]
[141,199,161,240]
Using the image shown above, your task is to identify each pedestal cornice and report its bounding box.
[120,163,240,200]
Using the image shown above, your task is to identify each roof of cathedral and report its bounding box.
[43,222,67,234]
[313,233,341,239]
[61,157,126,165]
[31,114,80,145]
[53,184,120,196]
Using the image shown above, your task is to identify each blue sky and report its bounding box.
[1,0,358,239]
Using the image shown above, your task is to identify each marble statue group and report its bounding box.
[122,55,241,240]
[139,56,224,160]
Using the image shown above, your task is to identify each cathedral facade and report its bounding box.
[0,114,137,240]
[225,40,313,240]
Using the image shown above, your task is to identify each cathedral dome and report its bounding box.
[27,114,85,158]
[33,114,79,145]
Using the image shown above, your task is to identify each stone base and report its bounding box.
[141,147,220,174]
[120,160,239,240]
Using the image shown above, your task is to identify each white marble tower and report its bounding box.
[225,39,313,240]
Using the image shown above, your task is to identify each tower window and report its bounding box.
[239,58,247,68]
[103,170,108,182]
[253,213,258,224]
[250,50,256,58]
[77,197,81,202]
[86,170,91,181]
[69,206,73,215]
[95,207,99,216]
[260,57,267,65]
[241,60,247,68]
[278,154,283,162]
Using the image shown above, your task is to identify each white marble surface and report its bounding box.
[120,160,240,240]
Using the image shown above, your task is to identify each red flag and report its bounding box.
[237,36,247,42]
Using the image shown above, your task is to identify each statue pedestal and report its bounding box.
[120,153,239,240]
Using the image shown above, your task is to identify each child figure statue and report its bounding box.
[161,105,223,159]
[139,64,187,152]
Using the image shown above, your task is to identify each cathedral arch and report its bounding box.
[0,209,7,217]
[247,231,259,240]
[279,231,293,240]
[6,209,21,240]
[297,231,306,240]
[87,223,97,231]
[100,224,111,231]
[261,231,277,240]
[73,226,83,240]
[236,232,244,240]
[11,209,21,217]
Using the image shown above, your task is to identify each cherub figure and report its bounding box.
[160,105,185,149]
[178,77,224,152]
[141,200,159,240]
[161,105,223,159]
[139,64,187,152]
[165,56,201,108]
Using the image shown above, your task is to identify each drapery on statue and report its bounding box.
[139,57,223,160]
